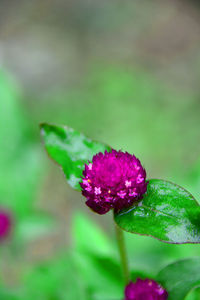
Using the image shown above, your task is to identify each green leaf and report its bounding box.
[158,257,200,300]
[40,123,111,190]
[186,288,200,300]
[114,179,200,244]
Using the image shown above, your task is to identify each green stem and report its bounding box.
[114,219,130,284]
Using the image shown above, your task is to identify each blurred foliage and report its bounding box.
[1,212,200,299]
[0,70,55,247]
[0,0,200,298]
[30,66,200,185]
[0,70,40,218]
[158,257,200,300]
[0,64,199,299]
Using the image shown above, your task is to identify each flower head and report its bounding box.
[124,279,168,300]
[0,210,11,241]
[80,150,147,214]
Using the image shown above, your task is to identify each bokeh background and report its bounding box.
[0,0,200,299]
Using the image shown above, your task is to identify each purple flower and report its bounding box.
[124,279,168,300]
[0,210,11,241]
[80,150,147,214]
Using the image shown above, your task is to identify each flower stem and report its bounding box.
[114,219,130,284]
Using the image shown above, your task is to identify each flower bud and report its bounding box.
[124,279,168,300]
[80,150,147,214]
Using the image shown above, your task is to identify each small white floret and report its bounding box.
[125,180,132,188]
[88,163,93,170]
[94,187,101,195]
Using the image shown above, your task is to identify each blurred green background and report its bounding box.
[0,0,200,299]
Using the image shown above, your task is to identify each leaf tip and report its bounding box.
[39,122,57,140]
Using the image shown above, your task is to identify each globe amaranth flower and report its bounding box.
[0,210,11,241]
[80,150,147,214]
[124,278,168,300]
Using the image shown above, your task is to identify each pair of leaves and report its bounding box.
[41,123,200,244]
[41,123,200,299]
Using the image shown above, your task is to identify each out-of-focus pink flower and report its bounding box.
[0,210,11,241]
[124,278,168,300]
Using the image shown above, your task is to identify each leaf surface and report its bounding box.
[40,123,111,190]
[158,257,200,300]
[114,179,200,244]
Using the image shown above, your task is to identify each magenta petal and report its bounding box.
[86,200,110,215]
